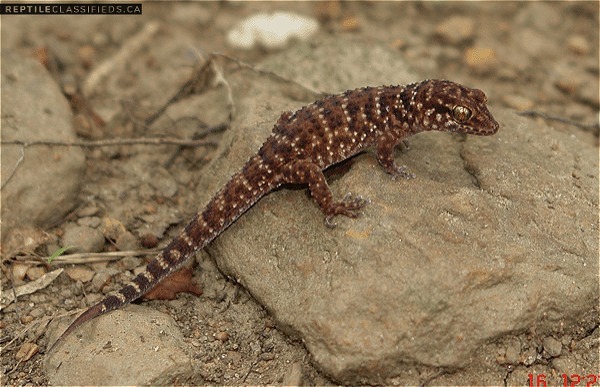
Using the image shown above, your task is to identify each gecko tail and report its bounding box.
[50,155,277,352]
[50,236,197,352]
[49,298,115,352]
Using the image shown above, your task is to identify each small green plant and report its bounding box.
[47,246,74,263]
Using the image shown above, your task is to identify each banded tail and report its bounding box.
[51,154,280,350]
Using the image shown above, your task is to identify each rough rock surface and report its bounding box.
[1,53,85,242]
[206,47,599,383]
[45,306,193,385]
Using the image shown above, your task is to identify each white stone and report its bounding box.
[226,11,319,50]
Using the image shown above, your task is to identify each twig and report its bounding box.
[41,249,162,265]
[517,110,600,131]
[211,52,325,98]
[1,137,218,148]
[83,21,161,96]
[144,57,232,126]
[6,249,162,266]
[242,359,260,384]
[4,311,68,350]
[209,54,236,122]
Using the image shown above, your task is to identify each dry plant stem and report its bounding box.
[40,249,162,265]
[144,58,223,127]
[4,312,67,350]
[211,52,325,98]
[1,137,217,148]
[83,21,161,96]
[0,137,216,190]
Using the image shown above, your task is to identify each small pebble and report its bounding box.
[115,232,139,251]
[65,267,95,283]
[554,79,578,95]
[142,204,157,214]
[390,38,407,51]
[551,357,577,374]
[313,0,341,22]
[464,47,498,73]
[77,216,102,228]
[504,338,521,365]
[34,47,49,68]
[260,352,275,361]
[118,256,142,271]
[215,331,230,342]
[12,264,29,283]
[20,315,34,324]
[501,94,534,111]
[566,34,590,56]
[15,343,38,362]
[26,266,47,281]
[543,336,562,357]
[78,45,96,69]
[78,205,100,217]
[62,224,105,253]
[91,269,120,292]
[522,346,537,365]
[101,217,128,241]
[560,335,572,346]
[149,172,178,198]
[435,16,475,45]
[29,307,46,319]
[340,16,361,32]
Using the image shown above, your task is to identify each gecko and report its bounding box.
[51,79,499,350]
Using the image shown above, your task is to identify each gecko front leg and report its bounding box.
[375,136,415,180]
[282,159,368,227]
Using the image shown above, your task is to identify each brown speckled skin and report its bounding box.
[52,80,499,349]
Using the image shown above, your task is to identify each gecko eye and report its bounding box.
[452,105,472,122]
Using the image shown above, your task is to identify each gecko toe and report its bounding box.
[323,193,369,225]
[324,215,338,228]
[391,165,415,180]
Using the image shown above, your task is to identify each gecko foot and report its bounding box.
[391,165,415,180]
[324,193,369,228]
[398,139,410,152]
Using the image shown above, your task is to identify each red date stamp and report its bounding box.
[529,373,600,387]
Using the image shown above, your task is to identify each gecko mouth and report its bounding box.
[459,117,499,135]
[481,119,500,135]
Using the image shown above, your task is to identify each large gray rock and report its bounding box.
[211,105,598,383]
[1,52,85,242]
[204,43,599,383]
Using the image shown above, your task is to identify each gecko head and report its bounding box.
[415,80,499,136]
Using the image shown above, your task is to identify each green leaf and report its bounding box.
[47,246,74,263]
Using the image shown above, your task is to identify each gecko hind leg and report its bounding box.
[282,159,368,227]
